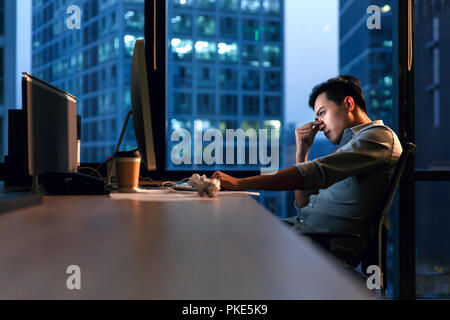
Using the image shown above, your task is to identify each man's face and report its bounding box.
[313,92,349,145]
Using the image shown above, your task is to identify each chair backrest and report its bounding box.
[361,142,418,289]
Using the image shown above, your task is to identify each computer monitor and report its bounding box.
[130,39,156,171]
[22,73,78,176]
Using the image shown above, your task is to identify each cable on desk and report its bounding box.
[77,167,102,180]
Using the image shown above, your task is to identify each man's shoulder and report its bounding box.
[354,123,398,141]
[352,123,403,158]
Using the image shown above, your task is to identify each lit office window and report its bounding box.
[262,45,281,67]
[170,118,191,132]
[196,0,216,10]
[171,15,193,35]
[197,15,216,36]
[242,44,260,66]
[241,0,260,13]
[262,0,281,15]
[242,19,260,41]
[195,40,216,61]
[173,0,192,8]
[219,0,238,12]
[124,10,145,31]
[171,38,193,60]
[124,35,143,57]
[217,42,238,63]
[263,119,281,140]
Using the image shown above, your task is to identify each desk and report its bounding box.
[0,193,372,299]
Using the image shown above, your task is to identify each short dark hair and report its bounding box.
[308,75,367,113]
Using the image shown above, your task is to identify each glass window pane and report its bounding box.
[219,68,238,90]
[416,182,450,298]
[171,14,193,35]
[219,0,238,12]
[27,1,145,162]
[242,69,260,91]
[220,95,238,115]
[197,15,215,36]
[414,2,450,170]
[196,0,216,10]
[220,17,238,38]
[242,19,260,40]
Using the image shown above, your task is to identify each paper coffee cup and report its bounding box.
[115,150,141,192]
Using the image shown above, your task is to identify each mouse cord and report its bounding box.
[77,167,102,180]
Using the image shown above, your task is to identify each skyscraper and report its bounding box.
[415,0,450,170]
[414,0,450,298]
[31,0,145,163]
[339,0,393,128]
[0,0,32,162]
[167,0,285,216]
[167,0,284,172]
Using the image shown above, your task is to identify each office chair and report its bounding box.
[304,142,418,298]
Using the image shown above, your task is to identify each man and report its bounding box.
[211,75,403,267]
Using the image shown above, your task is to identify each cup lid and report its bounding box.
[115,149,141,158]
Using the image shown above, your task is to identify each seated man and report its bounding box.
[211,75,403,267]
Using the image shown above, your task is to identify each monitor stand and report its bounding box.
[106,110,133,185]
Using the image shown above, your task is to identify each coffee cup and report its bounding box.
[115,150,141,192]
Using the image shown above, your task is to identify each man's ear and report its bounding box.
[344,96,355,112]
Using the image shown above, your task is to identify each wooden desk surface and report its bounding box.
[0,193,372,299]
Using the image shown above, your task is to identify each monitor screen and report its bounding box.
[130,39,157,171]
[22,73,77,176]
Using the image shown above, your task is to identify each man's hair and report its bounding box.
[308,75,367,113]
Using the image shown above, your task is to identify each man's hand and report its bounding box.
[295,120,324,158]
[211,171,244,191]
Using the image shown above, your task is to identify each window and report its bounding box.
[0,48,3,105]
[242,69,260,91]
[414,1,450,298]
[220,17,238,38]
[197,16,215,37]
[171,14,192,35]
[220,95,238,115]
[0,0,4,36]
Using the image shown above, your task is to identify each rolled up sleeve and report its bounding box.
[295,127,394,190]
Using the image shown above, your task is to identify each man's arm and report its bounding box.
[211,120,324,192]
[294,151,318,208]
[212,166,306,191]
